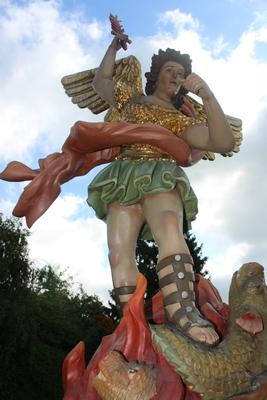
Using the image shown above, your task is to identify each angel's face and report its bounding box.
[155,61,185,98]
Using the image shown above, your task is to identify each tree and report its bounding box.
[28,265,114,398]
[0,215,115,399]
[185,231,208,276]
[136,239,159,299]
[0,213,33,290]
[0,215,37,399]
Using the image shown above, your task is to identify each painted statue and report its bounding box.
[83,37,233,346]
[0,15,241,346]
[3,15,260,400]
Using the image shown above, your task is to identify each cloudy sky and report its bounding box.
[0,0,267,303]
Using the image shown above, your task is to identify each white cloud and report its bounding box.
[86,19,105,40]
[192,169,244,234]
[205,242,255,302]
[28,194,112,303]
[0,0,104,162]
[212,35,228,56]
[0,197,16,216]
[159,9,200,32]
[207,242,252,279]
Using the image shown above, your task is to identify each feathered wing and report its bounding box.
[186,95,243,161]
[61,55,143,120]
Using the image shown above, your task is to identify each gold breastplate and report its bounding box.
[117,102,206,160]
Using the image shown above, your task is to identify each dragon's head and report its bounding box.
[92,350,157,400]
[229,262,267,336]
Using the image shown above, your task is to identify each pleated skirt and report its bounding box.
[87,159,198,239]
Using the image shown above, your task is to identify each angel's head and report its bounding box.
[145,48,192,108]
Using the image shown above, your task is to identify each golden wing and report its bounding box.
[186,95,243,161]
[61,55,142,118]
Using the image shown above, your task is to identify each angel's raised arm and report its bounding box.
[92,37,122,107]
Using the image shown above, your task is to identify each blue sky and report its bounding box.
[6,0,267,56]
[59,0,260,40]
[1,0,267,302]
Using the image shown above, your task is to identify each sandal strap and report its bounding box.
[113,285,136,316]
[113,286,136,296]
[157,253,213,335]
[159,270,195,288]
[164,289,195,305]
[157,253,195,305]
[157,253,193,272]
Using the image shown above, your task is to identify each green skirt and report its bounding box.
[87,159,198,240]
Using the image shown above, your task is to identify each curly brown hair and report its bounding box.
[145,48,192,109]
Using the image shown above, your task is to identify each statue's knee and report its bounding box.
[108,248,121,269]
[108,247,135,271]
[160,210,181,230]
[154,210,183,246]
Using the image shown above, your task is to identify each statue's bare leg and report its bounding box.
[142,190,219,345]
[106,202,145,312]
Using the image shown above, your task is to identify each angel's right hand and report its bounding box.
[110,34,131,51]
[109,37,123,52]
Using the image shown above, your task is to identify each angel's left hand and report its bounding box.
[183,73,213,100]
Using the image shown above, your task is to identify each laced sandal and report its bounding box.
[156,253,217,345]
[113,285,136,316]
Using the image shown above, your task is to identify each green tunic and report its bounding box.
[87,159,198,240]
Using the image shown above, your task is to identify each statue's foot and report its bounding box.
[157,253,219,346]
[185,325,219,345]
[167,316,219,346]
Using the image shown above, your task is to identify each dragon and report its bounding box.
[151,262,267,399]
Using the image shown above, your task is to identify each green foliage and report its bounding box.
[136,239,159,299]
[0,215,38,399]
[185,231,208,276]
[0,216,114,400]
[0,214,32,290]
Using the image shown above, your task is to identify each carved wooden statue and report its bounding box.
[1,15,257,400]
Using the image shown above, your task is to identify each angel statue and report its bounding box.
[0,16,242,349]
